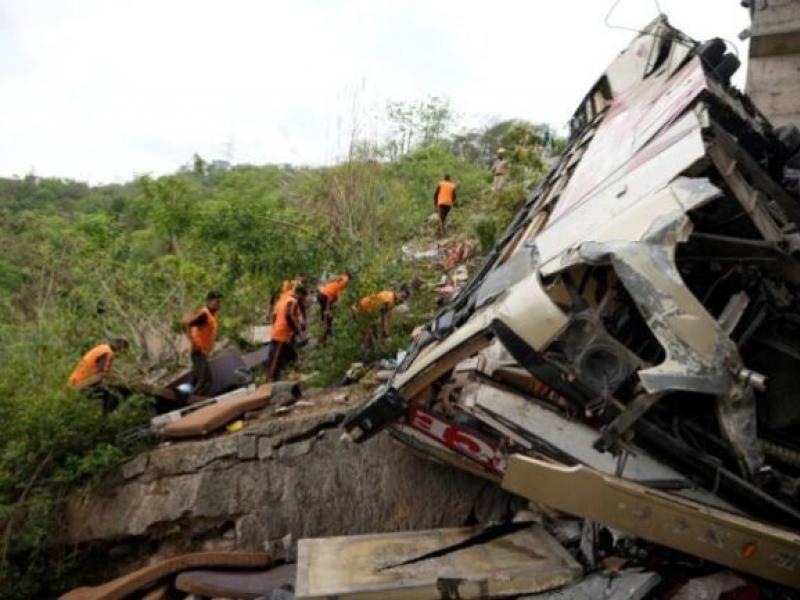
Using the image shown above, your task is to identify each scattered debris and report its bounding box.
[519,570,660,600]
[401,243,444,262]
[437,239,476,270]
[344,15,800,593]
[226,420,244,433]
[668,571,755,600]
[342,362,367,385]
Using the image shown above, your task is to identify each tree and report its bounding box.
[385,96,453,158]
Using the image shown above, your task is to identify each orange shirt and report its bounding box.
[190,306,218,355]
[357,291,396,314]
[319,274,350,302]
[68,344,114,389]
[272,295,300,343]
[436,180,456,206]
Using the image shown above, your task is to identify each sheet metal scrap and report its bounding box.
[344,16,800,589]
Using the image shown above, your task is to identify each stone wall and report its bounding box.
[63,403,507,573]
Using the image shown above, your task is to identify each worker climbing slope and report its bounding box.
[181,291,222,397]
[317,272,351,345]
[491,148,510,191]
[265,284,308,382]
[433,174,456,237]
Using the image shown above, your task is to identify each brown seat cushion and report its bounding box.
[175,563,296,599]
[162,384,274,439]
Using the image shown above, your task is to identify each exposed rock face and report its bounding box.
[64,402,502,561]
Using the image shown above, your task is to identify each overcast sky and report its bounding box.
[1,0,750,183]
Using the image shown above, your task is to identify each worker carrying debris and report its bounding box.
[181,291,222,397]
[491,148,510,191]
[433,174,456,236]
[67,338,130,412]
[354,286,410,342]
[265,284,308,382]
[317,272,351,345]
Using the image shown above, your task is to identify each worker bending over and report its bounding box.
[68,338,130,412]
[317,272,351,344]
[355,286,410,342]
[182,291,222,397]
[433,174,456,237]
[266,284,308,382]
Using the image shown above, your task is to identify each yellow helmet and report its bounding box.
[497,147,506,155]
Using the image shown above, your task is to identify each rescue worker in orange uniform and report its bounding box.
[270,276,307,331]
[68,338,130,412]
[265,285,308,382]
[317,272,351,345]
[181,291,222,396]
[433,174,456,237]
[354,286,410,342]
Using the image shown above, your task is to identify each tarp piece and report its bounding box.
[59,552,272,600]
[175,563,296,599]
[206,352,250,396]
[166,351,250,397]
[241,344,271,370]
[162,384,274,439]
[295,525,580,600]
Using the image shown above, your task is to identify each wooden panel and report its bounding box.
[296,525,580,600]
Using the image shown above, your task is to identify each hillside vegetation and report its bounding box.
[0,100,558,598]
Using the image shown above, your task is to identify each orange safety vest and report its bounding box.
[68,344,114,388]
[190,306,218,355]
[274,278,303,318]
[272,295,299,343]
[319,274,350,302]
[357,291,396,314]
[436,180,456,207]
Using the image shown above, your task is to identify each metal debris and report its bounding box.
[344,14,800,592]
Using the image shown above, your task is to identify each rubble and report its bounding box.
[344,14,800,593]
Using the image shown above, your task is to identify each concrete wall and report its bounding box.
[746,0,800,126]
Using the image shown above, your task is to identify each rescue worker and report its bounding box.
[317,272,351,345]
[67,338,130,413]
[181,291,222,397]
[433,174,457,237]
[270,276,307,330]
[354,285,410,342]
[491,148,510,191]
[265,284,308,382]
